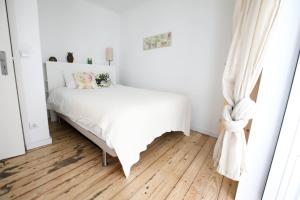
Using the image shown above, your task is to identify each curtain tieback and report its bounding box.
[222,97,256,133]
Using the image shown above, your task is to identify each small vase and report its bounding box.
[48,56,57,62]
[87,58,92,64]
[67,52,74,63]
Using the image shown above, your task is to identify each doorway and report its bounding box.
[0,0,25,160]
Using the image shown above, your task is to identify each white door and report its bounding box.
[0,0,25,160]
[263,54,300,200]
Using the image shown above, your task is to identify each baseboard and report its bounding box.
[191,127,218,138]
[26,137,53,150]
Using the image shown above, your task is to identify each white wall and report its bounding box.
[38,0,120,70]
[7,0,52,149]
[235,0,300,198]
[119,0,234,136]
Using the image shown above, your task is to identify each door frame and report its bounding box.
[5,0,31,149]
[263,53,300,199]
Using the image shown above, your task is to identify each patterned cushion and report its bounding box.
[73,72,97,89]
[95,73,112,88]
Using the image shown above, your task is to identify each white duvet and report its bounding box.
[47,85,191,177]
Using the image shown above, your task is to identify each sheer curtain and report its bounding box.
[213,0,281,180]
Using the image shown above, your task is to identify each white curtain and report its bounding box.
[213,0,281,181]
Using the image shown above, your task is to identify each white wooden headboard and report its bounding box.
[46,62,115,92]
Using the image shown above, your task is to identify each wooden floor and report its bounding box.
[0,122,237,200]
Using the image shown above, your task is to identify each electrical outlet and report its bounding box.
[29,123,39,129]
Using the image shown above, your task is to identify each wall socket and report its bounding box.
[29,123,39,129]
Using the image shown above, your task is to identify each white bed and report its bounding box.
[46,62,191,177]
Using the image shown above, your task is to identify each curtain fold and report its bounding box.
[213,0,281,181]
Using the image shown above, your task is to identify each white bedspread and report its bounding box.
[47,85,191,177]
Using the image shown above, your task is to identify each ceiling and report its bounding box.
[85,0,150,13]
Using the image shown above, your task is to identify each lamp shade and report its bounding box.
[105,48,113,61]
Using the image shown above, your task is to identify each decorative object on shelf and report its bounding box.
[95,73,111,88]
[143,32,172,50]
[105,48,113,66]
[48,56,57,62]
[67,52,74,63]
[87,58,93,64]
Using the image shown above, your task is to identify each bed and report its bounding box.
[46,62,191,177]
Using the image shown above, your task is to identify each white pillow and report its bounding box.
[63,70,77,88]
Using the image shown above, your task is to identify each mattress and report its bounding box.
[47,84,191,177]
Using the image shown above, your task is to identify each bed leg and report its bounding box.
[102,150,107,167]
[58,116,62,126]
[50,110,57,122]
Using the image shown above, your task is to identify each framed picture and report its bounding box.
[143,32,172,50]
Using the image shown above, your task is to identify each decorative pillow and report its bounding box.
[94,73,112,88]
[63,70,77,89]
[73,72,97,89]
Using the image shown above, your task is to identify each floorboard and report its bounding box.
[0,122,237,200]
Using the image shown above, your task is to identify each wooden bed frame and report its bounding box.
[46,62,117,166]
